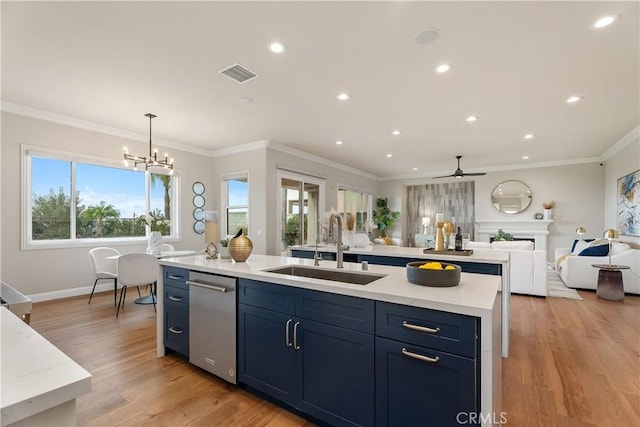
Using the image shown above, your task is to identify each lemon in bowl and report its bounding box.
[406,261,461,287]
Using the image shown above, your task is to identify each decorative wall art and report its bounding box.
[617,169,639,236]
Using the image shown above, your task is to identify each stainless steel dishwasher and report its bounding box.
[187,271,237,384]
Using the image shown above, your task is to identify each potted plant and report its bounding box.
[373,197,400,240]
[493,228,514,241]
[220,238,231,259]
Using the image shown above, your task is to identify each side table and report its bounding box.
[591,264,630,301]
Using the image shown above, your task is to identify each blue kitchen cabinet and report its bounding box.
[162,266,190,357]
[375,301,479,426]
[238,278,374,427]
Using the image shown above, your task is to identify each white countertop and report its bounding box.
[1,307,92,426]
[290,244,510,264]
[159,254,500,318]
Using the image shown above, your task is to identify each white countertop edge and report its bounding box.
[289,245,510,264]
[159,254,500,318]
[1,307,92,425]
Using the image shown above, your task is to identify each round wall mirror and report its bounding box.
[491,180,532,214]
[192,181,205,195]
[194,221,205,234]
[193,208,205,221]
[193,195,205,208]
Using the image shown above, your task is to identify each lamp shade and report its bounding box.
[603,229,618,240]
[422,216,431,226]
[575,226,586,235]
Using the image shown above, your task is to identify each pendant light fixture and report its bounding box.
[123,113,174,172]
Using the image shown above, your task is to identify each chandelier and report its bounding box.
[123,113,174,172]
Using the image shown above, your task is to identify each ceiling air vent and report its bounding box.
[219,63,258,84]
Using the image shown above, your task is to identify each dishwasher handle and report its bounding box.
[186,280,233,293]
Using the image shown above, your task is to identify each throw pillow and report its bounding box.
[578,239,610,257]
[571,238,595,252]
[571,239,593,255]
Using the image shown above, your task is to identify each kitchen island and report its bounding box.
[157,254,502,426]
[290,244,511,357]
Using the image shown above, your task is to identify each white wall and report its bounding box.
[1,112,215,296]
[377,162,606,261]
[210,145,268,254]
[604,134,640,247]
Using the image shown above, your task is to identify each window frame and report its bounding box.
[21,144,180,250]
[220,170,250,239]
[336,184,373,233]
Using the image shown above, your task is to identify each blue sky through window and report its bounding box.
[32,157,166,218]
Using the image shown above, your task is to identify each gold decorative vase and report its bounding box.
[229,230,253,262]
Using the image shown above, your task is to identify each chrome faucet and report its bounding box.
[329,213,350,268]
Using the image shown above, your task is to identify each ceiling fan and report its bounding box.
[433,155,487,179]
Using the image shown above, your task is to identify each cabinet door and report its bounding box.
[238,303,296,406]
[297,319,374,427]
[375,337,477,427]
[164,309,189,357]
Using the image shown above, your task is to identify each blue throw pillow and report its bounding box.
[571,238,595,252]
[578,244,609,257]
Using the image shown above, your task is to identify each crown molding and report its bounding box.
[1,101,214,157]
[265,141,378,180]
[601,125,639,160]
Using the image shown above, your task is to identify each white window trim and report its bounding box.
[220,170,250,239]
[21,144,180,250]
[276,169,325,254]
[336,183,374,231]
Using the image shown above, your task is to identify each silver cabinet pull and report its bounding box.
[402,347,439,363]
[186,280,230,293]
[293,321,301,350]
[168,295,183,302]
[285,319,293,347]
[402,321,440,334]
[168,326,183,334]
[168,275,184,280]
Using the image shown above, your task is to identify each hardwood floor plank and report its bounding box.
[27,288,640,426]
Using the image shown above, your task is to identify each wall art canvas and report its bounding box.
[617,169,640,236]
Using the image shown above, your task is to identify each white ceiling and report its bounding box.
[2,1,638,179]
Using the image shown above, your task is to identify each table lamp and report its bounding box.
[205,211,219,259]
[603,228,618,266]
[575,226,586,240]
[422,216,431,234]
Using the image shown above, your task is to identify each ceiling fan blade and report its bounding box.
[432,174,455,179]
[462,172,487,176]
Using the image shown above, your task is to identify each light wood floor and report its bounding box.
[28,289,639,426]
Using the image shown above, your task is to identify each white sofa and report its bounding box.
[555,242,640,294]
[467,240,547,296]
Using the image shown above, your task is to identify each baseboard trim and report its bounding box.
[28,282,116,303]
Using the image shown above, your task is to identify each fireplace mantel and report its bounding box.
[475,219,553,251]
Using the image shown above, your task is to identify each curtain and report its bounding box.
[406,182,475,246]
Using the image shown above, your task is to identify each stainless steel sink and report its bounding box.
[263,265,386,285]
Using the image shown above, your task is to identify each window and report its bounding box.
[337,187,372,233]
[24,146,178,248]
[222,173,249,238]
[278,171,324,252]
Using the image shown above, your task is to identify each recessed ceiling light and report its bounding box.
[268,42,286,54]
[415,29,439,45]
[524,133,534,139]
[566,95,583,103]
[392,129,401,136]
[412,167,418,171]
[386,153,393,158]
[435,64,450,73]
[592,14,619,29]
[335,140,343,145]
[522,155,530,160]
[466,115,478,122]
[238,96,254,104]
[337,92,350,101]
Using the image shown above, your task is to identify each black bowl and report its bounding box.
[406,261,461,287]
